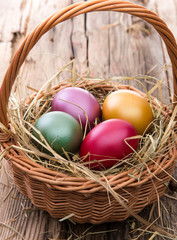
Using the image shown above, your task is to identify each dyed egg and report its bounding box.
[51,87,102,131]
[102,89,153,135]
[32,111,83,155]
[79,119,139,170]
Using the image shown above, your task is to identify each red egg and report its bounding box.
[79,119,139,170]
[52,87,102,131]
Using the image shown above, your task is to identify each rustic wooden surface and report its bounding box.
[0,0,177,239]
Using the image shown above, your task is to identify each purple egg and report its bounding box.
[51,87,102,131]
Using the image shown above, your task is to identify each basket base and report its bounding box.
[7,157,175,224]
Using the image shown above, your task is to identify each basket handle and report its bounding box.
[0,0,177,128]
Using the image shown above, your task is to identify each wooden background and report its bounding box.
[0,0,177,239]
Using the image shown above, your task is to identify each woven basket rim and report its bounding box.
[3,81,176,194]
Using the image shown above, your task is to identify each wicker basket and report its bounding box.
[0,0,176,224]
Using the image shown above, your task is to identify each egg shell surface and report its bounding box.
[32,111,83,155]
[79,119,139,170]
[51,87,102,131]
[102,89,153,135]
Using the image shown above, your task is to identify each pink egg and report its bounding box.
[52,87,102,131]
[79,119,139,170]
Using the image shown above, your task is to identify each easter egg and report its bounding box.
[102,90,153,135]
[79,119,139,170]
[51,87,102,131]
[32,111,83,155]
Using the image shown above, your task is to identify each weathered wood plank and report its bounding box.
[72,0,88,75]
[0,0,25,81]
[17,0,74,97]
[86,10,110,77]
[155,0,177,99]
[108,1,171,103]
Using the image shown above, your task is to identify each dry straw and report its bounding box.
[7,61,176,180]
[0,0,177,238]
[4,61,177,238]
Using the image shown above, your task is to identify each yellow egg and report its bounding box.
[102,90,153,135]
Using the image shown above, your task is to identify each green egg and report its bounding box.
[32,111,83,155]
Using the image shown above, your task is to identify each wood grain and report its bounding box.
[0,0,176,239]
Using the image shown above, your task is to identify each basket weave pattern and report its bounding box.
[0,0,177,224]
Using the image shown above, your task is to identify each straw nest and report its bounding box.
[5,61,177,182]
